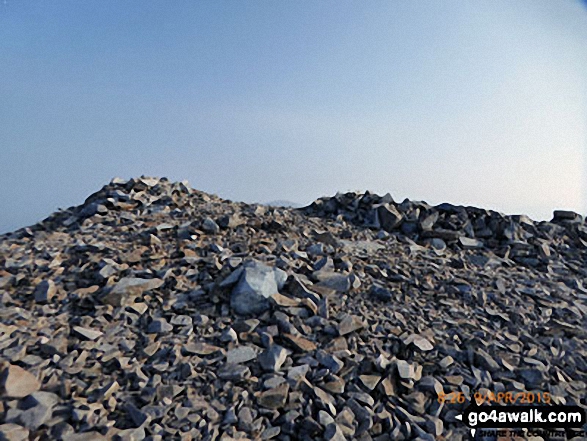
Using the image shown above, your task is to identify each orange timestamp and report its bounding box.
[438,391,552,405]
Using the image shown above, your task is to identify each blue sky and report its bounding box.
[1,1,586,233]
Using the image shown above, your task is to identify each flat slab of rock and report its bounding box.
[0,424,29,441]
[72,326,103,341]
[404,334,434,351]
[184,342,222,355]
[459,236,484,249]
[396,360,416,380]
[226,346,259,365]
[218,364,251,381]
[282,333,317,352]
[102,277,164,306]
[337,314,364,336]
[314,272,352,292]
[0,364,40,398]
[257,383,289,409]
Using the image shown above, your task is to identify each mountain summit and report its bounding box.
[0,176,585,440]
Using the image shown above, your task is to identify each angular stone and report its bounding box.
[170,315,192,326]
[184,342,222,355]
[380,377,396,396]
[324,423,346,441]
[439,356,454,369]
[287,364,310,382]
[370,283,392,301]
[475,348,500,372]
[72,326,103,341]
[337,314,364,336]
[376,204,403,231]
[410,335,434,351]
[323,376,345,394]
[0,424,29,441]
[0,364,40,398]
[314,272,352,293]
[230,261,287,315]
[418,376,443,395]
[359,375,381,391]
[218,364,250,381]
[257,383,289,409]
[271,292,301,307]
[282,333,317,352]
[61,431,107,441]
[446,375,463,386]
[425,416,443,437]
[34,280,56,303]
[226,346,259,365]
[419,212,438,231]
[258,345,288,372]
[313,386,336,415]
[202,217,220,234]
[396,360,415,380]
[103,277,164,306]
[15,394,55,430]
[316,352,344,374]
[458,237,484,249]
[146,318,173,334]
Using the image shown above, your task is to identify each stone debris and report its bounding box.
[0,176,586,439]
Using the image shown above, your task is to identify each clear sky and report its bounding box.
[1,1,586,233]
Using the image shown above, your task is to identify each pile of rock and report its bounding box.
[304,191,587,269]
[0,177,585,440]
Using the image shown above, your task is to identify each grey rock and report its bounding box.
[230,260,287,315]
[226,346,259,365]
[15,402,53,430]
[316,351,344,374]
[396,360,415,380]
[169,315,192,326]
[34,280,56,303]
[257,383,289,409]
[146,318,173,334]
[376,204,403,231]
[324,423,346,441]
[218,364,250,381]
[260,426,281,439]
[258,345,288,372]
[220,327,238,343]
[337,314,364,336]
[475,348,500,372]
[314,271,352,292]
[370,284,392,301]
[73,326,103,341]
[459,236,484,249]
[202,217,220,234]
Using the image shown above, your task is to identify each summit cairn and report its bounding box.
[0,177,585,439]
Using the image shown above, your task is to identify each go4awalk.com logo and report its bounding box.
[455,401,586,438]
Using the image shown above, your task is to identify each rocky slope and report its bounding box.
[0,176,585,441]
